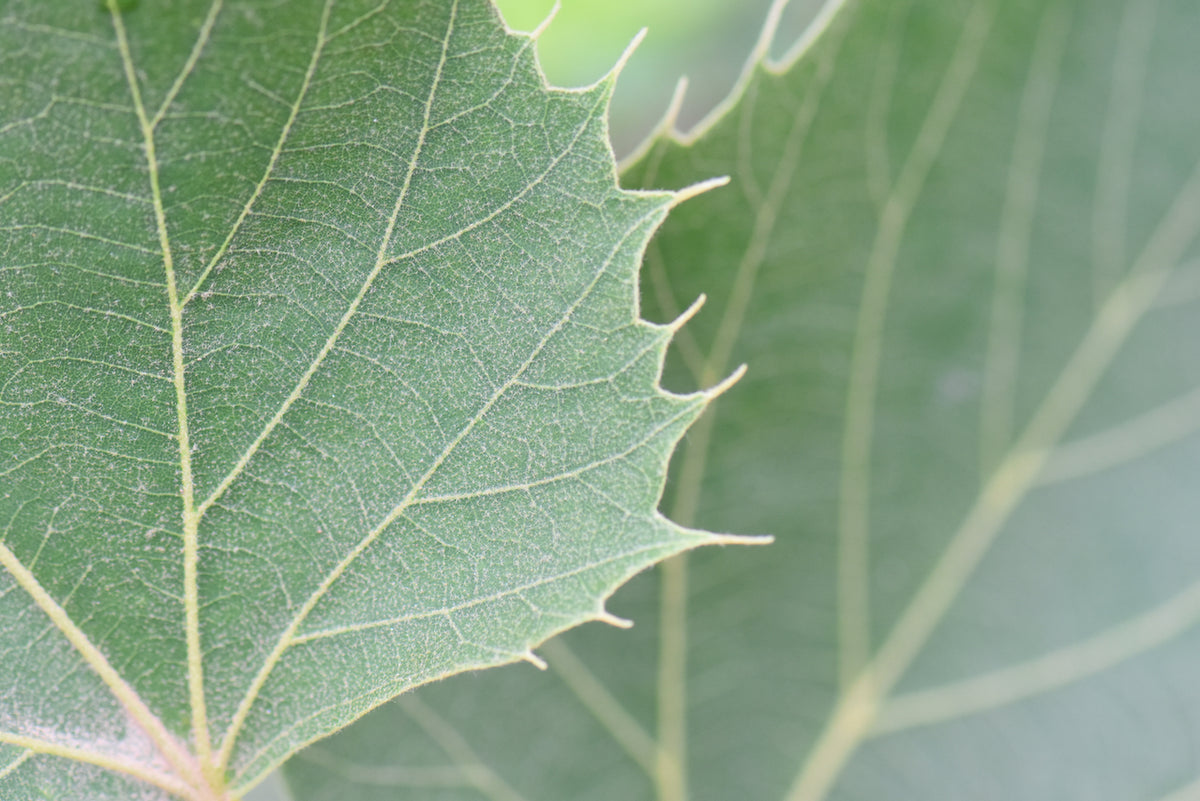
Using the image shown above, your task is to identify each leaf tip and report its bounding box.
[607,27,648,83]
[595,610,634,629]
[521,651,549,671]
[708,532,774,547]
[530,1,560,41]
[703,363,748,400]
[620,76,689,171]
[671,175,730,207]
[754,0,790,63]
[672,522,773,550]
[664,75,689,131]
[668,293,707,332]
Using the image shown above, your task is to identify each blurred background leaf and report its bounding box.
[493,0,826,155]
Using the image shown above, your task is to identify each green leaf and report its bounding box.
[0,1,732,798]
[281,0,1200,799]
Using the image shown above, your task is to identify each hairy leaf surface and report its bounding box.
[282,0,1200,799]
[0,1,726,798]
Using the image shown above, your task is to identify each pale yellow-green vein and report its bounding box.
[873,576,1200,734]
[835,0,992,698]
[109,0,215,777]
[0,732,197,801]
[863,1,904,210]
[150,0,224,128]
[400,697,530,801]
[1091,0,1159,304]
[182,0,332,306]
[979,1,1070,474]
[1039,382,1200,485]
[1157,774,1200,801]
[296,745,475,789]
[542,639,660,778]
[0,534,203,795]
[0,749,32,782]
[212,2,460,767]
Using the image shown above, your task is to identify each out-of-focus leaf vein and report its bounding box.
[541,637,660,776]
[1161,775,1200,801]
[398,697,529,801]
[1092,0,1158,304]
[979,2,1070,475]
[874,575,1200,734]
[835,0,995,698]
[1039,383,1200,484]
[861,1,903,210]
[778,2,1200,798]
[296,744,473,789]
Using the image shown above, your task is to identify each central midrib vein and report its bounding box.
[109,0,217,791]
